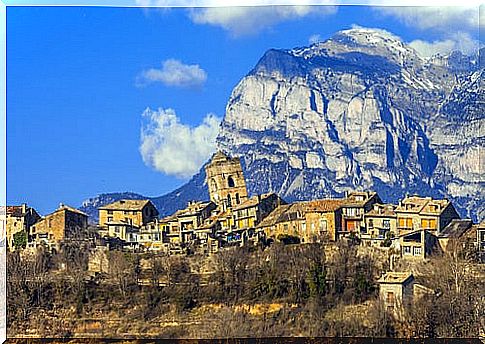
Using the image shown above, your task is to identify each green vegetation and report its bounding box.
[12,230,27,249]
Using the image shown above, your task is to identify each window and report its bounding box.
[398,218,413,229]
[114,226,120,233]
[383,220,390,229]
[386,292,395,304]
[210,179,217,191]
[368,219,374,228]
[107,217,113,222]
[403,246,412,255]
[284,224,289,232]
[227,194,232,207]
[421,218,437,230]
[319,219,327,232]
[414,247,422,256]
[236,193,240,204]
[107,210,113,215]
[228,176,235,188]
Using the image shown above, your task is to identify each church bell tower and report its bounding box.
[205,151,248,209]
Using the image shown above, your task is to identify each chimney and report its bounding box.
[21,203,27,214]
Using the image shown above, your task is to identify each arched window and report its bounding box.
[235,193,240,204]
[210,178,217,191]
[227,194,232,207]
[228,176,235,188]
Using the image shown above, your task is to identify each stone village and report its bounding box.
[3,151,485,315]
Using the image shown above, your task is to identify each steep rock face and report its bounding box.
[217,28,483,220]
[80,28,483,221]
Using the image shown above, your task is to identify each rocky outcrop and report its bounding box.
[81,28,483,222]
[217,28,483,221]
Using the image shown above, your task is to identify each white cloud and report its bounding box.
[308,34,322,44]
[140,108,221,178]
[376,6,481,31]
[409,32,480,57]
[136,59,207,88]
[188,6,337,37]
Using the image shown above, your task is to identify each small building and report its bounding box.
[363,204,398,246]
[29,204,88,249]
[98,199,159,228]
[340,191,381,236]
[437,219,473,253]
[397,229,440,260]
[303,199,344,242]
[378,272,414,314]
[232,193,284,231]
[257,203,306,243]
[6,204,41,250]
[395,196,460,235]
[137,221,165,251]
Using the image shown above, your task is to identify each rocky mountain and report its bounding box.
[81,28,484,222]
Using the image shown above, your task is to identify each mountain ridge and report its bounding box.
[80,28,484,222]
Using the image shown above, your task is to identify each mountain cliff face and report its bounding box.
[217,28,483,221]
[81,28,484,222]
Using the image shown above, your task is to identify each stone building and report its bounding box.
[436,219,473,253]
[205,151,248,210]
[29,204,88,249]
[98,199,158,228]
[363,203,398,246]
[303,199,344,242]
[395,196,460,235]
[6,204,41,250]
[397,229,440,260]
[378,272,414,315]
[232,193,284,231]
[257,203,306,243]
[340,191,381,236]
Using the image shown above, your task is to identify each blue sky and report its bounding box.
[6,5,482,214]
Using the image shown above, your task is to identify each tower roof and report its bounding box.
[211,150,229,162]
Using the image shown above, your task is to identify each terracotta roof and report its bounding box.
[6,206,24,217]
[303,199,344,212]
[378,272,414,284]
[99,199,152,211]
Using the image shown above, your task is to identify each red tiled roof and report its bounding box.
[303,199,344,212]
